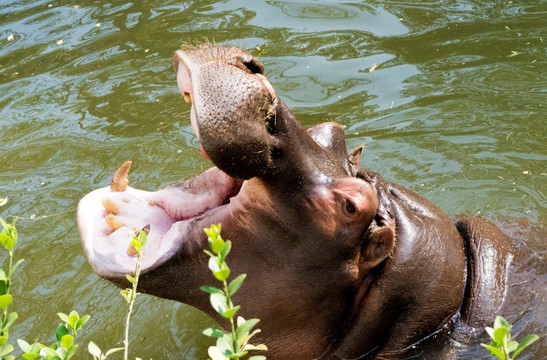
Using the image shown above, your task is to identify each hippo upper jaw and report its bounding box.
[173,47,279,180]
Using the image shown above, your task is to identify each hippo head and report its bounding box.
[78,45,469,359]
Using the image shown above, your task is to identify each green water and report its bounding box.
[0,0,545,358]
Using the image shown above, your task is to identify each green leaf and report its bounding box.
[66,343,79,358]
[494,316,511,330]
[120,289,132,303]
[21,354,39,360]
[203,327,227,338]
[0,218,9,232]
[242,343,268,351]
[0,343,13,357]
[17,339,31,353]
[58,312,70,324]
[55,345,67,358]
[105,347,124,356]
[10,259,24,277]
[61,334,74,350]
[493,326,510,347]
[126,274,135,284]
[56,324,70,342]
[0,294,12,310]
[235,318,260,340]
[0,198,7,207]
[0,269,7,282]
[221,305,240,319]
[75,314,90,332]
[138,230,148,247]
[200,285,224,295]
[485,326,495,340]
[68,310,80,327]
[204,224,221,241]
[216,334,234,355]
[87,341,102,359]
[248,356,267,360]
[208,346,229,360]
[41,346,58,357]
[88,341,101,357]
[0,219,16,248]
[0,234,14,252]
[0,335,7,347]
[214,268,230,282]
[211,237,224,255]
[210,293,228,315]
[227,274,246,296]
[512,334,539,358]
[1,311,17,332]
[208,257,220,273]
[130,238,142,251]
[203,249,215,258]
[220,240,231,261]
[240,329,262,345]
[507,340,518,352]
[481,343,505,360]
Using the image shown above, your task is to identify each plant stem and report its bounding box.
[1,250,13,337]
[124,251,143,360]
[224,279,238,352]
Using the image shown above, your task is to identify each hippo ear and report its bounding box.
[359,222,396,272]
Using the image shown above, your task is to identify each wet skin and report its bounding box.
[77,45,546,359]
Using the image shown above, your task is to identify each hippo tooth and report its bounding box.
[126,245,137,257]
[111,161,132,192]
[101,198,120,215]
[105,214,125,230]
[183,93,192,103]
[127,224,151,257]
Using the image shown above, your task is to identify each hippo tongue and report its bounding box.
[200,145,210,160]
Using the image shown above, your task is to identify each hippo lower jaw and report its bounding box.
[77,162,243,278]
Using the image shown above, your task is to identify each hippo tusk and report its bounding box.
[111,161,132,192]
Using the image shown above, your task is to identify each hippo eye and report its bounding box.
[346,199,356,214]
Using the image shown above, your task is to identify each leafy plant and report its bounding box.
[481,316,539,359]
[201,224,267,360]
[0,204,22,360]
[18,310,90,360]
[0,200,124,360]
[119,225,149,360]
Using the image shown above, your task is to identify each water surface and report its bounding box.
[0,0,545,358]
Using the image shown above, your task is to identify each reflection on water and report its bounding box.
[0,0,545,358]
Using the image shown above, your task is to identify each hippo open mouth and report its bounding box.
[78,161,245,275]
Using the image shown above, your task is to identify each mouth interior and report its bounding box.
[78,164,243,276]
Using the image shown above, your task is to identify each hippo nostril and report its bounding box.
[237,54,264,74]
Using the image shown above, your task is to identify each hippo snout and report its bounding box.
[173,45,278,179]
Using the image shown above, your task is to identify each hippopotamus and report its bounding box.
[77,44,546,359]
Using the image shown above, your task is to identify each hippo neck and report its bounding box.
[449,215,513,341]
